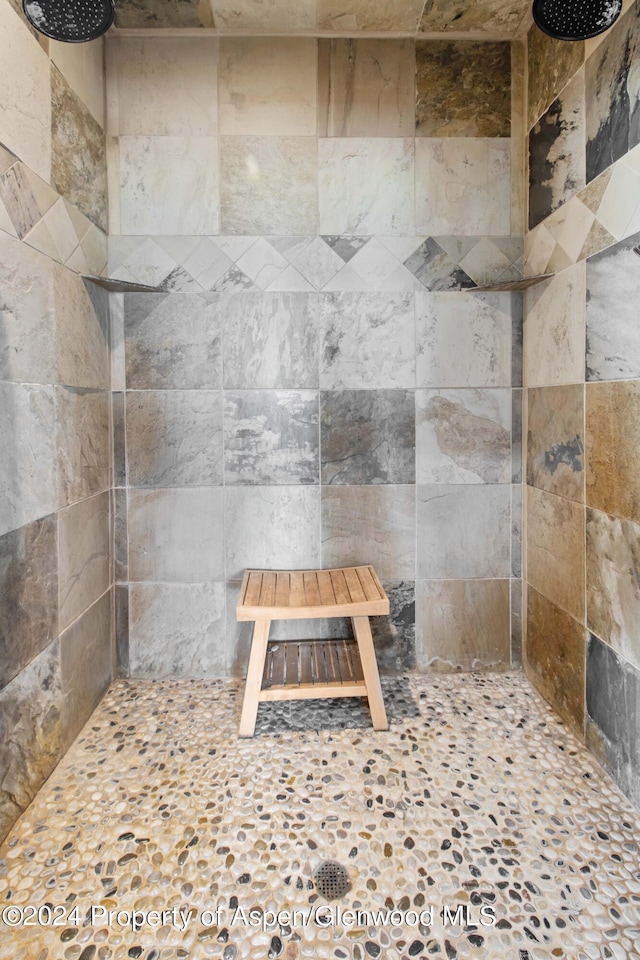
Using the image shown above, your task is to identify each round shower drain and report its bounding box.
[313,860,352,900]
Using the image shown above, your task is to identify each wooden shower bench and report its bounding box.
[237,565,389,737]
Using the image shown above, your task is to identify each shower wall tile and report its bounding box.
[416,578,510,673]
[511,294,523,388]
[0,0,51,181]
[129,582,226,678]
[219,38,317,136]
[114,488,128,582]
[318,0,425,32]
[416,291,512,388]
[50,37,105,129]
[512,388,522,484]
[214,0,316,30]
[0,515,58,689]
[402,237,475,291]
[113,392,126,487]
[527,25,584,129]
[320,292,415,389]
[128,488,224,582]
[587,507,640,671]
[371,580,416,674]
[51,67,107,232]
[415,41,511,138]
[321,390,415,485]
[0,639,62,843]
[115,584,129,676]
[58,491,110,631]
[511,577,522,666]
[586,379,640,523]
[317,39,415,138]
[416,388,511,484]
[526,385,584,503]
[114,0,212,27]
[109,37,218,137]
[417,484,511,580]
[124,292,221,389]
[225,486,320,581]
[523,263,586,387]
[318,138,414,236]
[222,292,318,389]
[55,268,109,390]
[119,136,219,235]
[526,586,586,734]
[419,0,528,35]
[0,382,56,538]
[526,485,585,622]
[321,485,415,580]
[59,590,111,750]
[220,137,317,236]
[415,139,511,236]
[56,387,111,507]
[126,391,224,487]
[512,482,522,578]
[586,232,640,380]
[224,390,319,486]
[529,71,586,230]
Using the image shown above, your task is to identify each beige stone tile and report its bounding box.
[419,0,530,35]
[526,484,585,621]
[527,24,584,129]
[416,579,510,673]
[58,491,110,631]
[586,380,640,524]
[220,38,316,137]
[55,264,110,389]
[523,263,586,387]
[526,585,586,735]
[318,39,414,138]
[213,0,316,30]
[511,39,526,237]
[596,160,640,240]
[318,0,424,31]
[50,37,105,129]
[526,385,584,502]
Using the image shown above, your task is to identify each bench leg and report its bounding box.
[352,616,388,731]
[239,619,271,737]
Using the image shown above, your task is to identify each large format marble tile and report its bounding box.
[416,388,511,484]
[586,380,640,523]
[225,486,320,581]
[59,591,111,750]
[320,292,414,389]
[0,0,51,181]
[56,387,110,507]
[58,491,110,632]
[419,0,529,34]
[0,233,56,385]
[220,137,316,236]
[526,485,585,621]
[586,232,640,380]
[416,579,510,673]
[526,586,586,734]
[0,383,56,538]
[319,138,414,236]
[321,390,414,485]
[523,263,586,387]
[222,292,318,389]
[586,2,640,183]
[318,0,424,31]
[318,39,414,138]
[213,0,316,30]
[415,41,510,138]
[51,67,107,232]
[415,139,511,236]
[526,385,584,502]
[529,71,586,230]
[128,488,224,583]
[50,37,105,128]
[125,292,221,389]
[126,391,223,487]
[586,633,640,808]
[0,639,61,843]
[0,515,57,689]
[219,38,316,137]
[119,137,219,236]
[416,291,512,388]
[224,390,318,485]
[55,269,109,390]
[321,485,415,580]
[129,583,226,679]
[109,37,218,137]
[587,507,640,671]
[417,484,511,579]
[527,26,584,130]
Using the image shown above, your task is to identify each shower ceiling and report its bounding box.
[114,0,533,36]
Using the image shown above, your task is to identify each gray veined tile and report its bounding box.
[321,263,371,292]
[285,236,344,290]
[372,580,416,674]
[55,266,109,390]
[181,238,234,290]
[158,265,205,293]
[110,236,179,288]
[60,591,111,750]
[0,164,50,240]
[58,491,110,632]
[346,238,405,290]
[587,231,640,381]
[24,197,78,265]
[404,237,475,291]
[265,265,315,292]
[212,265,257,292]
[56,387,111,508]
[321,235,370,262]
[236,238,289,289]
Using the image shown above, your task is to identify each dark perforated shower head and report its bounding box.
[532,0,622,41]
[23,0,115,42]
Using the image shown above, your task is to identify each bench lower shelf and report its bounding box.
[261,639,366,701]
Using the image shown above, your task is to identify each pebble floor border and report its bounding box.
[1,673,639,960]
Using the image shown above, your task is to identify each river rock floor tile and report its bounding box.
[1,674,639,960]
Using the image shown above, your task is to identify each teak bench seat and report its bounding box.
[237,565,389,737]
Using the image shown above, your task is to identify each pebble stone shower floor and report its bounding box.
[1,674,639,960]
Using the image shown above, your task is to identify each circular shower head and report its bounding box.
[23,0,115,42]
[532,0,622,41]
